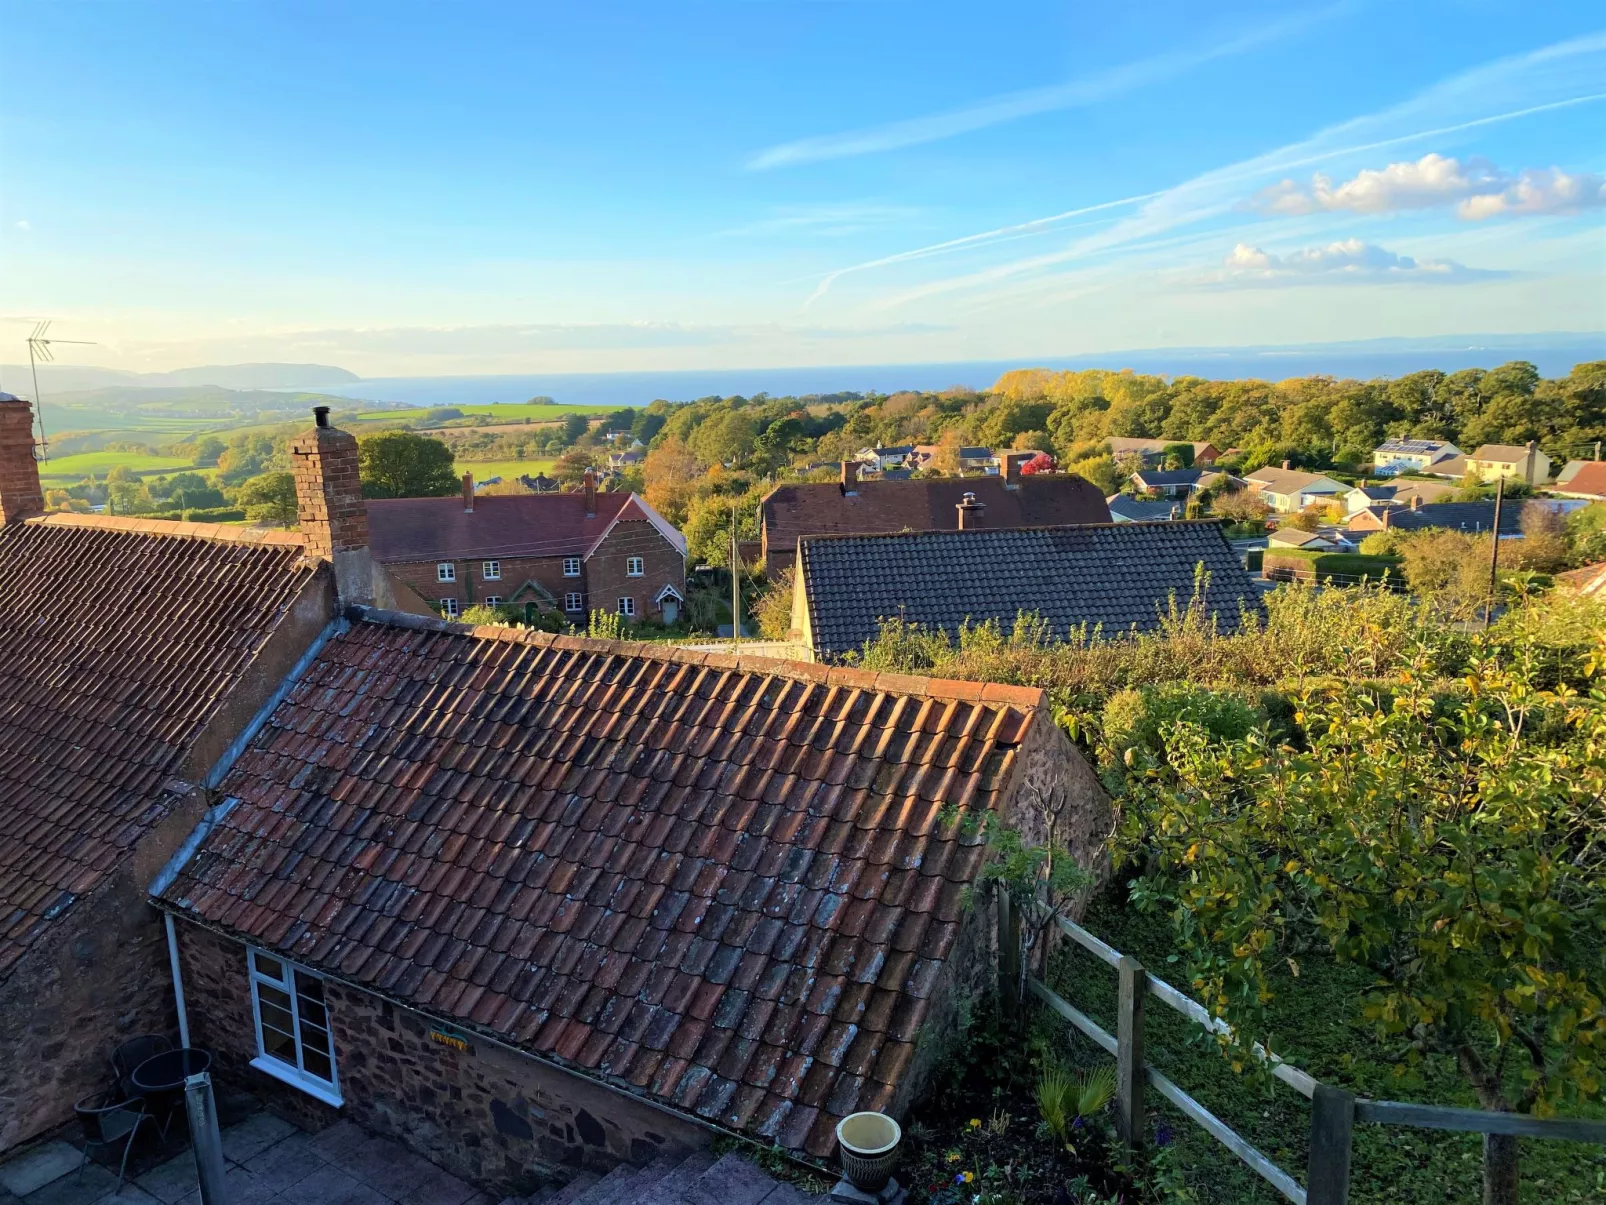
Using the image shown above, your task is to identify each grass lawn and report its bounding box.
[1049,894,1606,1204]
[453,457,558,483]
[37,449,195,482]
[345,402,625,424]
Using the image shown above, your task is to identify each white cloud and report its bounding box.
[12,220,28,231]
[1212,237,1494,285]
[1252,153,1606,218]
[1458,167,1606,219]
[747,6,1346,169]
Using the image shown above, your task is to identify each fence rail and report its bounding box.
[1007,897,1606,1205]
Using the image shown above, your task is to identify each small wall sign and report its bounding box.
[429,1027,474,1054]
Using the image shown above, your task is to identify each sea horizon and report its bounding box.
[298,332,1605,409]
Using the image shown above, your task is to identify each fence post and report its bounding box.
[997,886,1020,1013]
[1116,954,1147,1155]
[1307,1083,1355,1205]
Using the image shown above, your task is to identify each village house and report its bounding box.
[368,467,686,625]
[1341,480,1455,514]
[1466,441,1552,487]
[759,453,1110,576]
[0,394,349,1152]
[1243,464,1348,513]
[1267,526,1353,552]
[1106,437,1221,467]
[1371,438,1462,475]
[909,444,998,474]
[789,518,1262,661]
[1554,461,1606,502]
[854,445,916,474]
[1130,467,1204,499]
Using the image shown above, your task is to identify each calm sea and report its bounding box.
[301,335,1604,409]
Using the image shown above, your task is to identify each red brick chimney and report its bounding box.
[462,471,474,513]
[0,393,44,526]
[1281,459,1292,471]
[840,459,858,495]
[582,467,597,517]
[289,406,373,604]
[956,491,984,530]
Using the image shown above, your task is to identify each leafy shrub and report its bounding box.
[1099,683,1261,768]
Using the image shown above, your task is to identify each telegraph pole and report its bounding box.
[1485,475,1504,630]
[730,504,741,648]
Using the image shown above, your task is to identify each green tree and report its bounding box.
[235,471,298,526]
[559,411,591,445]
[357,432,459,499]
[1125,638,1606,1204]
[192,435,227,467]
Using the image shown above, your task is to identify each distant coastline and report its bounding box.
[296,332,1606,409]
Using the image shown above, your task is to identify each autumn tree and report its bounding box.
[642,436,702,526]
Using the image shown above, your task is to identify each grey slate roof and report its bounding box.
[1378,500,1524,535]
[798,521,1262,660]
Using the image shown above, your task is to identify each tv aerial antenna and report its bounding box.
[27,321,96,463]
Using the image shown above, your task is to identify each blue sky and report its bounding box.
[2,0,1603,375]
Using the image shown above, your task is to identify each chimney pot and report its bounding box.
[1281,459,1291,471]
[462,472,474,512]
[314,405,331,428]
[840,460,858,494]
[956,491,984,530]
[1410,494,1421,510]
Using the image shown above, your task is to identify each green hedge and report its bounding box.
[1264,549,1402,583]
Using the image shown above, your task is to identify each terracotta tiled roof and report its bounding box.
[1560,462,1606,498]
[762,475,1109,563]
[158,616,1044,1156]
[0,518,319,975]
[797,521,1263,660]
[366,492,685,563]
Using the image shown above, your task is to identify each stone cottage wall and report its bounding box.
[175,922,708,1196]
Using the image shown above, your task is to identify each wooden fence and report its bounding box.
[1000,896,1606,1204]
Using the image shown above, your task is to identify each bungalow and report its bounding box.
[758,454,1110,575]
[1267,526,1352,552]
[855,445,916,473]
[1346,499,1525,537]
[1106,437,1221,467]
[791,518,1262,661]
[368,469,686,626]
[1243,465,1348,513]
[1130,468,1204,499]
[1466,442,1552,487]
[1342,480,1455,514]
[1371,438,1462,475]
[1555,461,1606,502]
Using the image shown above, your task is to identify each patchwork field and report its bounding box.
[346,402,620,424]
[38,450,195,483]
[454,458,559,483]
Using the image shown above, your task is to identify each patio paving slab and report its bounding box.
[0,1144,83,1197]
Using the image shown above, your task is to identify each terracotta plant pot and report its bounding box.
[835,1111,902,1191]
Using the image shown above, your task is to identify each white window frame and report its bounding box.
[436,562,456,583]
[482,560,501,581]
[626,556,644,577]
[563,557,581,578]
[483,596,501,607]
[440,597,460,618]
[564,592,584,613]
[247,948,342,1106]
[617,596,636,618]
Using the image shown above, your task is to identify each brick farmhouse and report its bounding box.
[367,467,686,626]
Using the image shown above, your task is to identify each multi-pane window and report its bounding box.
[564,593,584,612]
[626,556,644,577]
[483,596,501,607]
[248,950,340,1104]
[482,561,501,581]
[440,598,460,618]
[617,597,636,617]
[563,557,581,577]
[436,562,456,583]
